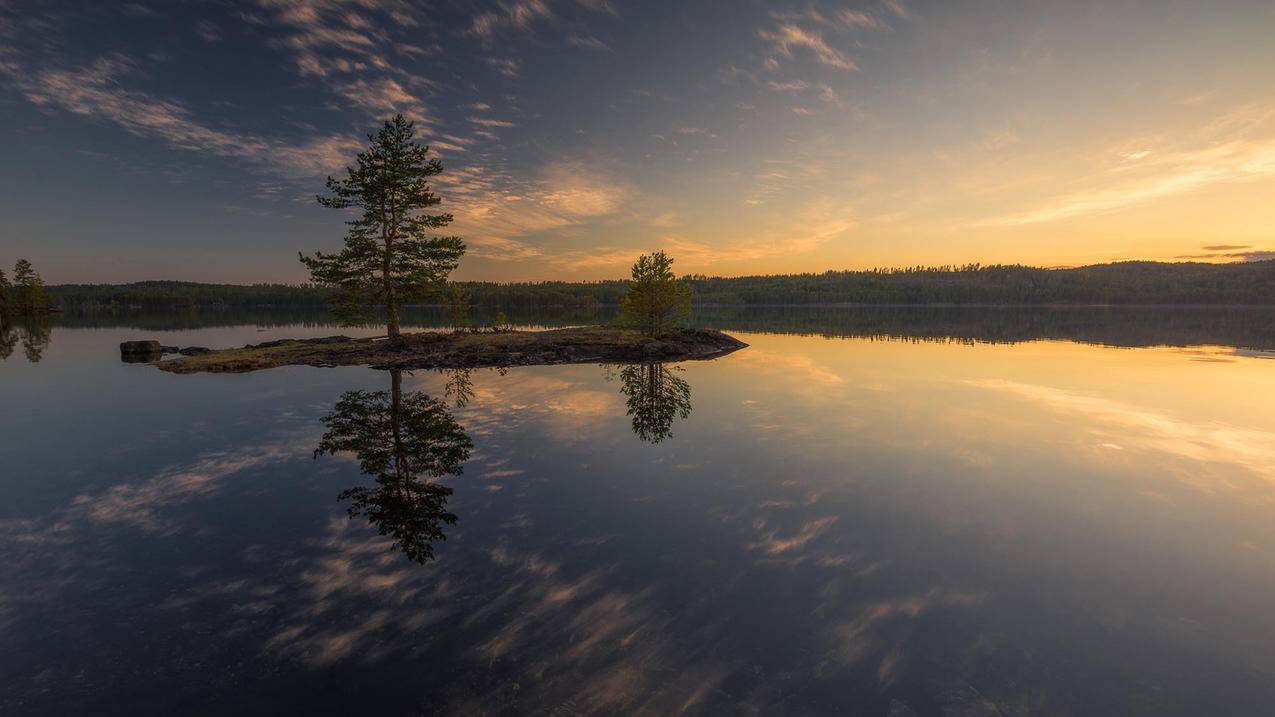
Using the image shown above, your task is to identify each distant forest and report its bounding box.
[48,260,1275,309]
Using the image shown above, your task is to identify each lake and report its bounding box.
[3,307,1275,715]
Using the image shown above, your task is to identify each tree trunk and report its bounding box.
[384,243,400,339]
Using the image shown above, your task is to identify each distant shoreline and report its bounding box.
[46,260,1275,309]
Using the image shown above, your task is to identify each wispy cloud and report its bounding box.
[767,79,810,91]
[977,108,1275,226]
[3,54,360,177]
[759,24,858,72]
[566,34,611,51]
[558,199,855,271]
[470,0,552,40]
[255,0,438,122]
[1175,245,1275,263]
[977,139,1275,226]
[441,161,629,261]
[468,116,517,128]
[484,56,521,77]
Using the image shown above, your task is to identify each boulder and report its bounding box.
[120,340,162,356]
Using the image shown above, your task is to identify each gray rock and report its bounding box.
[120,340,162,355]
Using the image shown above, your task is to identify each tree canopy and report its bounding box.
[620,251,692,336]
[301,114,465,338]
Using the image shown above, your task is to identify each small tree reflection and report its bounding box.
[315,369,473,563]
[616,363,692,444]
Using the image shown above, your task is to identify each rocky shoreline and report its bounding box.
[126,327,748,374]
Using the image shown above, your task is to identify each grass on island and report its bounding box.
[156,326,745,374]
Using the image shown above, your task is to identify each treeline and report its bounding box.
[48,280,335,308]
[683,261,1275,305]
[47,260,1275,309]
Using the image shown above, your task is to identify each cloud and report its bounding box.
[836,9,888,31]
[441,161,629,261]
[250,0,442,130]
[470,0,552,40]
[195,19,222,42]
[883,0,911,20]
[567,34,611,51]
[1177,247,1275,263]
[759,24,858,72]
[484,56,521,77]
[468,116,517,128]
[3,54,361,177]
[557,199,855,271]
[330,76,431,118]
[978,132,1275,226]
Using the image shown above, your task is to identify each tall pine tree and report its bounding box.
[301,115,465,338]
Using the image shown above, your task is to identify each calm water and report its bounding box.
[3,308,1275,715]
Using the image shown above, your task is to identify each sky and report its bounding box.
[1,0,1273,284]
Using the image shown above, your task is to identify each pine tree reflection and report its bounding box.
[617,363,693,443]
[315,370,473,563]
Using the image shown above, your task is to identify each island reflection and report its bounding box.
[315,369,473,563]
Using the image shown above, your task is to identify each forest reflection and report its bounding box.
[613,363,693,444]
[314,369,472,563]
[0,319,50,362]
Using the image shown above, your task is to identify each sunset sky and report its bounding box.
[1,0,1273,283]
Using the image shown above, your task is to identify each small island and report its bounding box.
[144,326,747,374]
[112,117,746,376]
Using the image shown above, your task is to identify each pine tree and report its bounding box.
[301,115,465,339]
[620,251,692,337]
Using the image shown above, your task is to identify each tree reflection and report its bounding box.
[616,363,693,443]
[0,319,51,362]
[315,370,473,563]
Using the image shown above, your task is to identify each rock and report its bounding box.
[160,345,179,353]
[120,340,162,356]
[178,346,213,356]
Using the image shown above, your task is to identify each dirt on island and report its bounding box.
[146,326,748,374]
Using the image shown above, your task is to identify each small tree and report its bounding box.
[12,259,49,314]
[301,114,465,339]
[620,251,692,337]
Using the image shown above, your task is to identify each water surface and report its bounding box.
[3,308,1275,715]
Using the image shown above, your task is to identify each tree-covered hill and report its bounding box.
[47,260,1275,309]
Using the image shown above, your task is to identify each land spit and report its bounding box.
[140,327,748,374]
